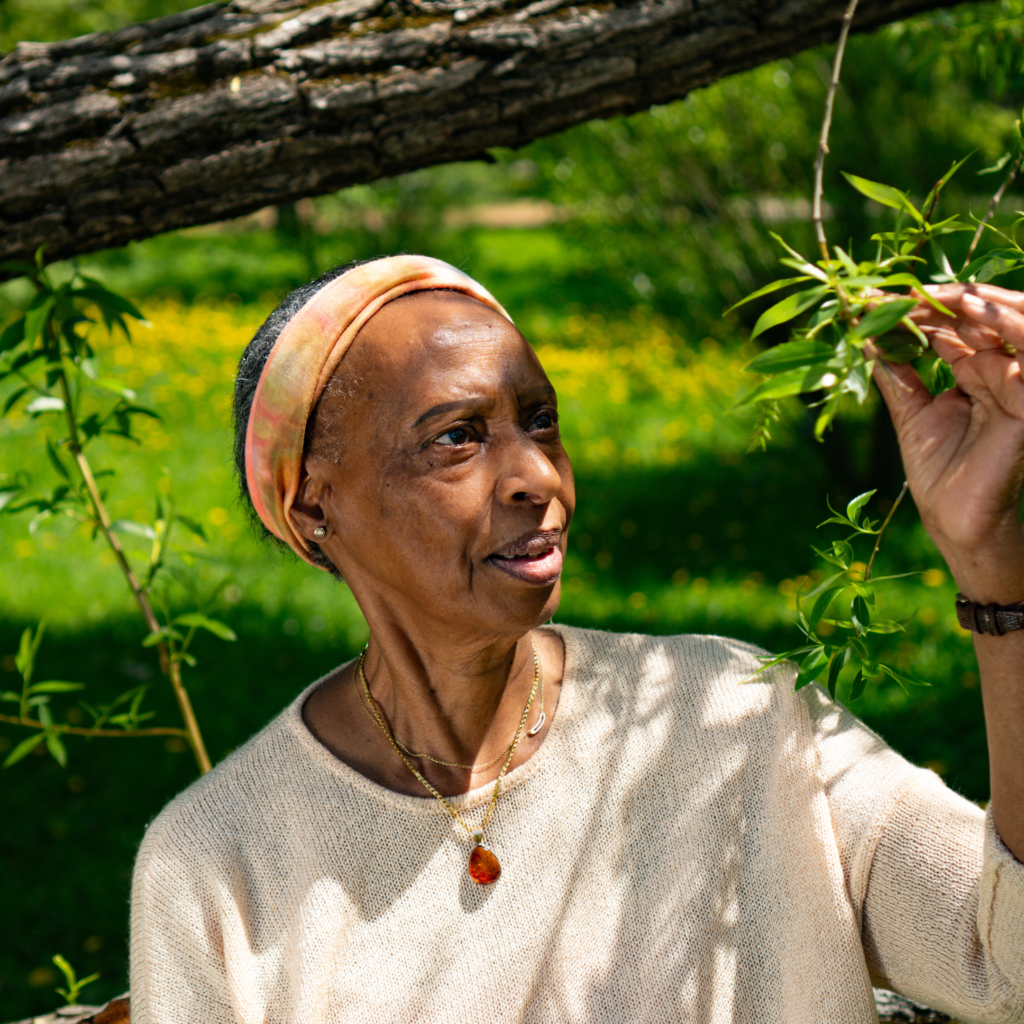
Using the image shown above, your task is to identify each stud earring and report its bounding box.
[313,526,327,539]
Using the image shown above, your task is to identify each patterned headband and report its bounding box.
[244,255,512,569]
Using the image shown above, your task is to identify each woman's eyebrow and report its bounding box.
[518,384,557,404]
[412,385,555,428]
[412,399,481,428]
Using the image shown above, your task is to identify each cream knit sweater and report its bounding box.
[130,626,1024,1024]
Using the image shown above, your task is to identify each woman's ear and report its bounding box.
[289,464,331,541]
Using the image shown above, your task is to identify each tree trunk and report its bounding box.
[0,0,951,270]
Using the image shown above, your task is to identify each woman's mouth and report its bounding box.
[487,531,564,585]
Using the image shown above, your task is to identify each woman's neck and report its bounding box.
[362,629,537,772]
[301,624,564,797]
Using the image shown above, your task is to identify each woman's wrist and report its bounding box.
[933,536,1024,606]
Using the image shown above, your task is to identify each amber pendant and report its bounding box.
[468,844,501,884]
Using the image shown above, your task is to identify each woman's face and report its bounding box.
[296,290,575,642]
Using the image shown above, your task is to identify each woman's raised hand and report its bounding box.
[872,283,1024,604]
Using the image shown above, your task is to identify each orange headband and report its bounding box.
[244,255,512,569]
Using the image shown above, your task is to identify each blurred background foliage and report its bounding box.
[2,0,1024,1016]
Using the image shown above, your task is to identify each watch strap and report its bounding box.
[955,593,1024,635]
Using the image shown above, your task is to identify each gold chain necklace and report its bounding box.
[385,658,546,771]
[358,636,539,885]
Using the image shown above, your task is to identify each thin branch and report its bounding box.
[864,481,908,581]
[812,0,861,265]
[962,153,1022,271]
[55,357,212,774]
[0,714,189,739]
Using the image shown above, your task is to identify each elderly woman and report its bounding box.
[130,255,1024,1024]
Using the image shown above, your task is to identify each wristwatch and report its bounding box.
[955,593,1024,635]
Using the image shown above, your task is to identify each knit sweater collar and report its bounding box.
[283,623,579,814]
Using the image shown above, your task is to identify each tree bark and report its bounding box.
[0,0,952,270]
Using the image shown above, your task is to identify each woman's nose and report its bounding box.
[496,436,562,507]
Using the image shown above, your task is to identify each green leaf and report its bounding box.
[851,595,871,631]
[874,332,928,364]
[850,669,867,701]
[45,730,67,767]
[94,379,137,400]
[811,544,850,570]
[120,403,161,422]
[850,299,918,341]
[25,395,65,414]
[745,339,836,375]
[174,613,237,642]
[833,275,888,289]
[725,276,814,314]
[923,151,974,211]
[23,294,55,347]
[142,626,184,647]
[880,664,931,691]
[842,172,922,222]
[4,732,46,767]
[111,519,157,540]
[826,648,846,699]
[778,257,829,282]
[29,681,85,694]
[958,248,1023,283]
[750,287,829,341]
[46,437,70,480]
[0,317,26,354]
[15,622,44,683]
[809,585,845,629]
[842,361,872,404]
[976,257,1022,283]
[2,386,30,416]
[833,246,859,276]
[866,620,906,634]
[802,569,848,600]
[76,280,145,322]
[845,490,876,525]
[795,647,828,690]
[175,515,207,543]
[734,364,839,406]
[978,151,1012,175]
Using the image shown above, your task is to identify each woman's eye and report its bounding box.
[435,427,471,446]
[531,411,557,431]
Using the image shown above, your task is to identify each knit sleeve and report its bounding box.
[129,799,236,1024]
[800,685,1024,1024]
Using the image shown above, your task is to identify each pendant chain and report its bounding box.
[358,636,540,843]
[388,662,545,771]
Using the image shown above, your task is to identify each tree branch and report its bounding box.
[0,0,958,270]
[811,0,860,265]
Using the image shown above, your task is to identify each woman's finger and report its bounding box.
[945,348,1024,421]
[918,290,1024,350]
[868,349,934,436]
[925,282,1024,315]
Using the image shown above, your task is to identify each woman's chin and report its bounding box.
[486,547,564,587]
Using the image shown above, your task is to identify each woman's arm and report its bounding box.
[872,282,1024,860]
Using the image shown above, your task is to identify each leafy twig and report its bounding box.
[864,480,908,580]
[0,714,189,739]
[963,153,1023,270]
[812,0,861,264]
[53,347,212,773]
